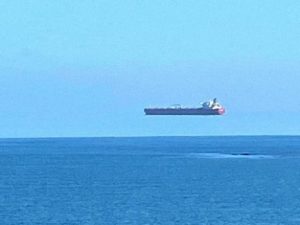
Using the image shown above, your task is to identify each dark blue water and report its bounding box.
[0,136,300,224]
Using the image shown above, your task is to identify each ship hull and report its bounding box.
[144,108,225,116]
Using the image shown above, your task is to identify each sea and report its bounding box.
[0,136,300,225]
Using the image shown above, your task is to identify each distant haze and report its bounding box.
[1,0,300,137]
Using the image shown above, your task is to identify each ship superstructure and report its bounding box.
[144,98,225,116]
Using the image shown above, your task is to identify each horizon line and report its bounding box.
[0,134,299,140]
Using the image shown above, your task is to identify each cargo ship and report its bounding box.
[144,98,225,116]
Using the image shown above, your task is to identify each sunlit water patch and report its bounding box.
[186,152,276,159]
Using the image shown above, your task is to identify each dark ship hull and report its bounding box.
[144,107,225,116]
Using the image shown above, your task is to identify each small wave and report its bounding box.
[186,153,275,159]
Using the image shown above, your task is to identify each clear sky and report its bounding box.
[1,0,300,137]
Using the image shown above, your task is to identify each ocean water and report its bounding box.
[0,136,300,225]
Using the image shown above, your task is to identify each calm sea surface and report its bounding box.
[0,136,300,225]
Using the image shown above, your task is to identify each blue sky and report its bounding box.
[1,0,300,137]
